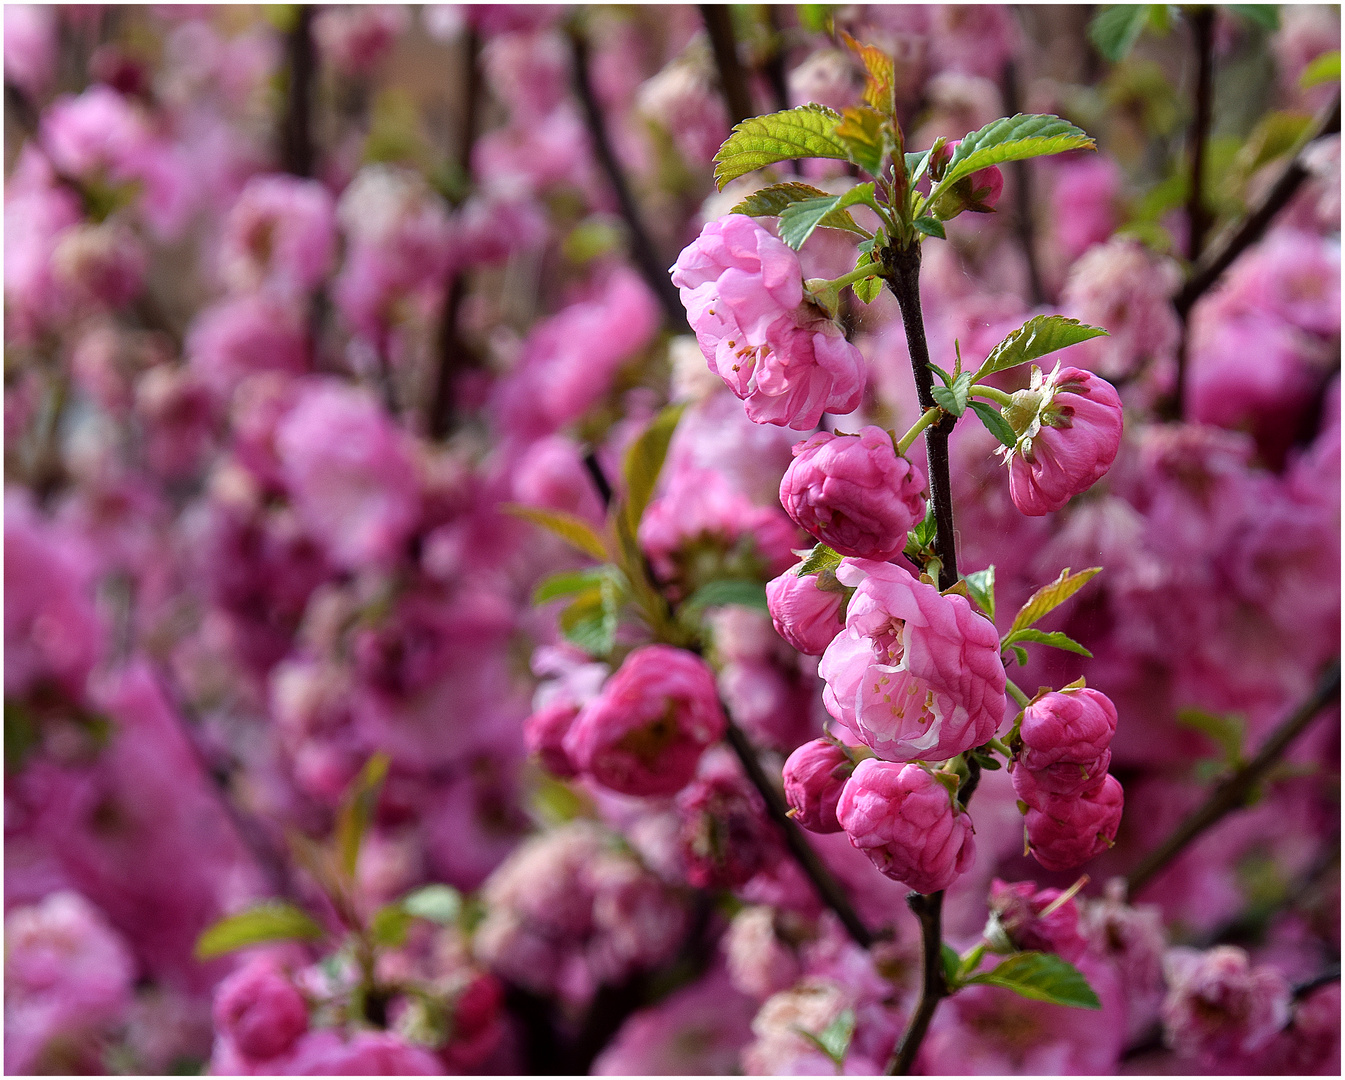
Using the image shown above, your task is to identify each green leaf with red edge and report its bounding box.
[714,105,849,189]
[1008,567,1102,636]
[834,105,893,176]
[840,31,895,115]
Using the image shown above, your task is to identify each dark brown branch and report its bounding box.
[886,891,946,1074]
[762,5,791,114]
[1185,6,1216,263]
[279,5,316,177]
[1003,60,1045,306]
[700,5,754,126]
[724,721,875,948]
[568,26,689,331]
[1126,659,1341,898]
[1293,965,1340,1001]
[885,242,958,589]
[1174,90,1341,317]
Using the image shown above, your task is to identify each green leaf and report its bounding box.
[560,579,620,657]
[714,104,849,189]
[731,181,834,218]
[834,105,892,175]
[402,884,463,925]
[840,32,896,116]
[532,568,610,606]
[1011,644,1029,666]
[335,752,391,879]
[963,566,996,620]
[966,951,1102,1009]
[195,902,325,960]
[623,402,686,532]
[1227,5,1279,31]
[941,943,962,988]
[932,115,1095,203]
[912,215,946,239]
[972,315,1109,383]
[930,371,972,416]
[5,699,39,775]
[777,183,876,249]
[1088,4,1151,62]
[968,400,1017,448]
[794,1008,856,1067]
[1176,708,1246,767]
[797,5,835,34]
[1009,567,1102,636]
[683,578,770,613]
[504,505,608,562]
[851,251,882,303]
[371,903,413,947]
[799,543,843,576]
[906,505,937,550]
[1003,628,1094,658]
[1302,49,1341,88]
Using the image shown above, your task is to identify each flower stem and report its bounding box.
[826,262,882,292]
[896,407,942,455]
[1005,679,1032,709]
[969,384,1014,408]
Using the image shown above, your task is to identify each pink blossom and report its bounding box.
[187,294,308,397]
[779,427,927,560]
[40,85,151,182]
[1161,946,1292,1067]
[472,106,593,194]
[1019,772,1124,871]
[275,379,421,571]
[766,565,847,655]
[283,1029,443,1074]
[788,48,861,112]
[220,174,336,297]
[4,149,83,340]
[985,878,1088,962]
[724,906,802,1000]
[636,58,730,165]
[523,701,581,778]
[783,738,853,834]
[563,645,727,797]
[676,750,776,888]
[1253,982,1341,1075]
[4,5,57,97]
[1081,880,1169,1041]
[211,956,309,1067]
[1050,157,1121,260]
[49,219,146,310]
[836,759,976,894]
[717,659,811,751]
[929,3,1019,78]
[134,365,220,479]
[1001,364,1124,516]
[929,139,1004,216]
[509,434,605,524]
[671,215,866,430]
[4,892,136,1075]
[313,5,409,77]
[1013,687,1117,796]
[819,559,1007,763]
[480,28,568,122]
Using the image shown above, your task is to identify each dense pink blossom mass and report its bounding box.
[2,4,1339,1077]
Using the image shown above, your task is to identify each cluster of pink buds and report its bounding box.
[1010,686,1124,870]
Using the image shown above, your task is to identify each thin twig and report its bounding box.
[1293,965,1340,1001]
[1184,6,1216,263]
[279,5,316,177]
[700,4,754,126]
[1126,659,1341,898]
[568,25,688,331]
[887,891,945,1074]
[724,722,875,948]
[1002,59,1045,306]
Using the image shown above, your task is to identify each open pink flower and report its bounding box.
[1000,363,1123,516]
[1161,946,1291,1067]
[779,427,927,561]
[563,646,727,797]
[671,215,865,430]
[836,759,975,893]
[818,559,1006,762]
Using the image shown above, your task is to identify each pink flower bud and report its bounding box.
[212,957,309,1065]
[1161,946,1291,1066]
[986,879,1088,962]
[765,565,846,655]
[1019,773,1124,872]
[782,739,854,833]
[818,559,1006,763]
[676,751,774,888]
[670,215,865,430]
[1000,364,1124,516]
[778,427,927,561]
[523,701,580,778]
[563,646,727,797]
[1014,687,1117,796]
[836,759,976,894]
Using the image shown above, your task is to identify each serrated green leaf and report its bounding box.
[1003,628,1094,658]
[731,181,833,218]
[195,902,325,960]
[714,104,849,189]
[624,402,686,532]
[1301,49,1340,89]
[913,215,946,239]
[840,32,895,116]
[966,951,1102,1009]
[402,884,462,925]
[835,105,892,175]
[683,578,770,613]
[963,566,996,620]
[505,505,608,562]
[942,943,962,987]
[533,568,611,606]
[930,371,971,416]
[968,400,1017,448]
[1176,708,1246,766]
[850,250,883,303]
[799,543,843,576]
[932,115,1094,205]
[972,315,1109,383]
[371,903,413,947]
[1011,645,1029,665]
[777,183,876,249]
[1227,5,1279,31]
[336,752,391,879]
[1088,4,1151,62]
[907,505,936,549]
[1009,567,1102,636]
[794,1007,856,1066]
